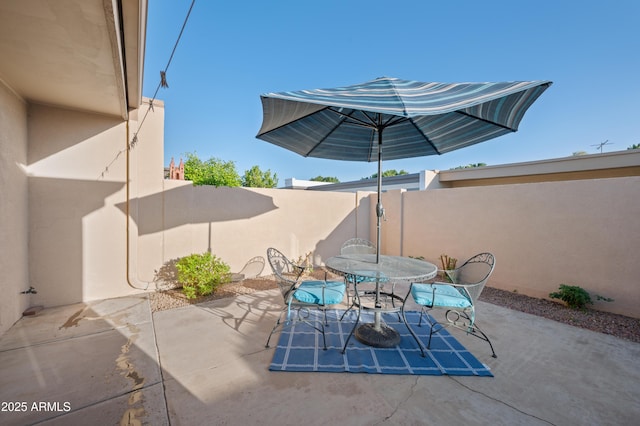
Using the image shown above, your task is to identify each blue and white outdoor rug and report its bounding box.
[269,309,493,376]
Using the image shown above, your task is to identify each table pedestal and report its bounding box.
[355,322,401,348]
[325,254,437,352]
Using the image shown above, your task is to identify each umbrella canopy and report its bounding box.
[256,77,551,260]
[257,77,551,161]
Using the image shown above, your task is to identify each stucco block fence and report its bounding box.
[141,177,638,319]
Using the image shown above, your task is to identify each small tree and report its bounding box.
[242,165,278,188]
[183,153,241,187]
[310,176,340,183]
[364,169,409,179]
[452,163,487,169]
[627,144,640,150]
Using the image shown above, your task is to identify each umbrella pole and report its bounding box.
[357,128,400,345]
[376,127,383,264]
[375,127,383,327]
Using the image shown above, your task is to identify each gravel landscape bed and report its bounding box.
[150,275,639,344]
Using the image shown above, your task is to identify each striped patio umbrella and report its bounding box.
[257,77,551,261]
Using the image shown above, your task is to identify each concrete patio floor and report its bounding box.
[1,288,639,426]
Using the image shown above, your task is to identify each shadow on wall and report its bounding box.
[313,194,372,265]
[28,104,122,166]
[115,185,279,235]
[28,177,125,307]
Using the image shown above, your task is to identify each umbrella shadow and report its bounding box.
[115,185,278,235]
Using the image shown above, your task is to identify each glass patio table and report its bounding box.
[325,254,437,351]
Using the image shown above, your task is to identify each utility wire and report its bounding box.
[99,0,197,179]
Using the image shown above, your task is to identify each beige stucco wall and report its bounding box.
[123,100,370,290]
[398,179,640,318]
[26,103,139,308]
[14,97,369,320]
[0,80,29,335]
[4,86,638,339]
[137,182,369,282]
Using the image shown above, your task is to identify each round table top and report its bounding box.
[326,254,437,282]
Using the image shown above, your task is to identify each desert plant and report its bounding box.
[175,252,231,299]
[439,254,457,271]
[438,254,458,282]
[549,284,613,309]
[549,284,613,310]
[294,251,314,275]
[549,284,592,309]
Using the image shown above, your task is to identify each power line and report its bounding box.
[99,0,197,179]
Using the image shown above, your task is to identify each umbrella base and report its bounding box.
[355,323,401,348]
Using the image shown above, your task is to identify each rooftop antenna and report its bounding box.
[591,140,613,153]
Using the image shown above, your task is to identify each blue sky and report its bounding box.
[143,0,640,183]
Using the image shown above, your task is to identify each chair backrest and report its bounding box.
[266,248,302,299]
[340,238,376,255]
[450,253,495,303]
[237,256,265,279]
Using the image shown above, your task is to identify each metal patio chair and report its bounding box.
[265,247,346,350]
[401,252,497,358]
[339,238,395,320]
[237,256,265,279]
[340,238,377,256]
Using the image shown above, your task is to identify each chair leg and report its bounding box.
[465,321,497,358]
[417,306,428,327]
[320,321,327,350]
[427,320,444,350]
[265,309,286,348]
[342,297,363,354]
[266,308,329,351]
[340,296,358,321]
[401,306,426,357]
[340,279,361,321]
[443,310,497,358]
[302,309,328,350]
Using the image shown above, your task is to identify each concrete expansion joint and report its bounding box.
[447,377,557,425]
[148,301,172,426]
[0,326,142,354]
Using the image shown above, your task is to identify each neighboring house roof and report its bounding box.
[303,173,421,192]
[0,0,146,119]
[293,150,640,192]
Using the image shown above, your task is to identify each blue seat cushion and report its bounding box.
[411,283,471,308]
[294,280,346,304]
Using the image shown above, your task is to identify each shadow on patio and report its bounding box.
[1,289,639,425]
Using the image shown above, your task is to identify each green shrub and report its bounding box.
[549,284,593,309]
[175,252,231,299]
[549,283,616,310]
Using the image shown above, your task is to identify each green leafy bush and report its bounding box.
[549,284,614,310]
[549,284,615,310]
[175,252,231,299]
[549,284,593,309]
